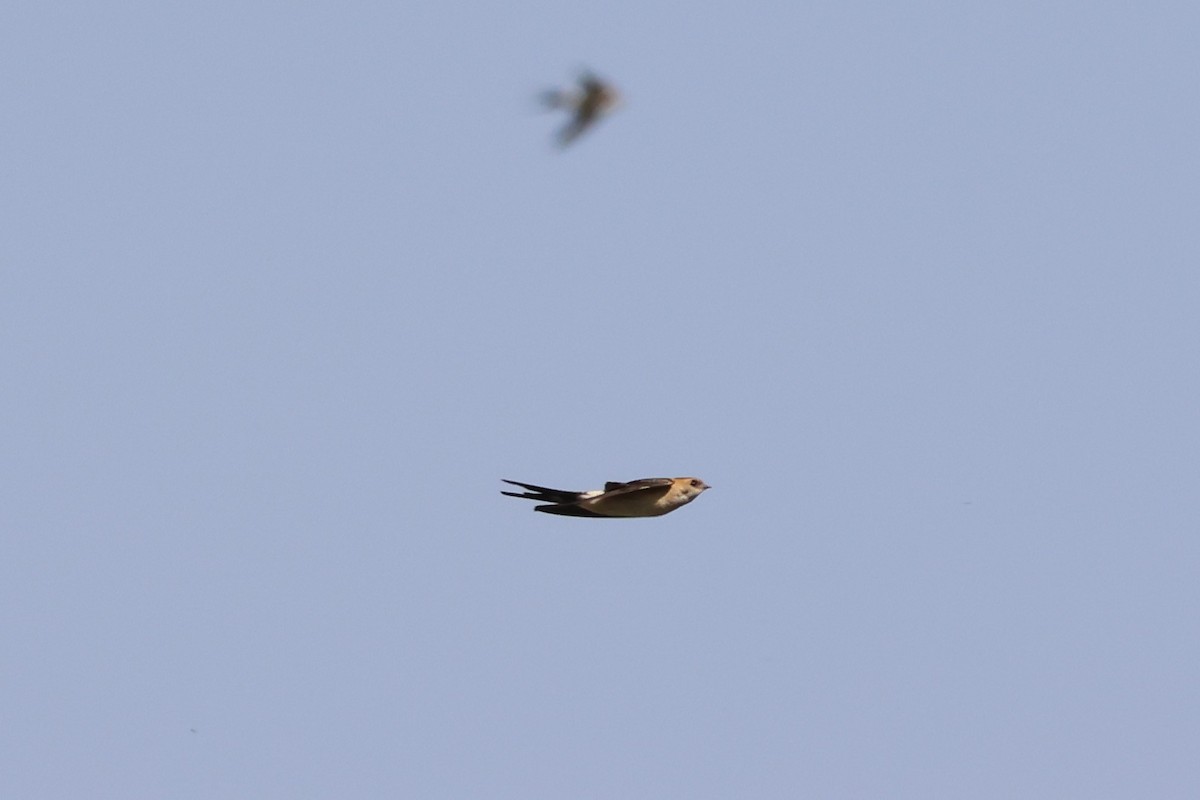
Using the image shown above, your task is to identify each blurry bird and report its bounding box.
[541,70,621,147]
[502,477,709,518]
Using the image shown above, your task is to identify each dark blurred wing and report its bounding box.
[556,116,592,146]
[541,89,574,109]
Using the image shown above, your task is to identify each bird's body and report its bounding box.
[542,71,621,147]
[502,477,710,518]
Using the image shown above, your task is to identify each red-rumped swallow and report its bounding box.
[541,70,621,147]
[502,477,710,518]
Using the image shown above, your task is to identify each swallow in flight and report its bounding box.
[502,477,710,518]
[541,70,621,147]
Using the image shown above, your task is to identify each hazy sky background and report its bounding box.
[3,2,1198,797]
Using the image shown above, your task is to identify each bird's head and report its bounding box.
[678,477,711,501]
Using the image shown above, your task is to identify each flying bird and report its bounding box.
[502,477,710,518]
[541,70,621,147]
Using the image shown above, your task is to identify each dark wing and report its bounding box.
[598,478,674,498]
[540,89,572,109]
[556,116,593,147]
[580,75,604,94]
[534,503,609,518]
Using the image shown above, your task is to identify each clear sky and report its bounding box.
[3,2,1198,797]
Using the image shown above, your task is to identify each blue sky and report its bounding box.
[3,2,1198,797]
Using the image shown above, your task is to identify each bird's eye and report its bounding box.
[690,479,700,487]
